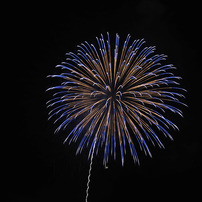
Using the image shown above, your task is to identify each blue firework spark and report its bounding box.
[47,33,186,167]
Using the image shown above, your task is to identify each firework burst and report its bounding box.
[47,33,186,167]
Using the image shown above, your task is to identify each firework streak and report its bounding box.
[47,33,186,167]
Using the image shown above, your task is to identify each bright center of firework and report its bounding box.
[105,84,117,101]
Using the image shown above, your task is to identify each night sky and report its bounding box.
[8,1,201,201]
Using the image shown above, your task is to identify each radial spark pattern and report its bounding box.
[47,33,186,166]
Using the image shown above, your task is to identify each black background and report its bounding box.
[8,0,201,201]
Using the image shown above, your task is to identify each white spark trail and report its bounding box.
[85,140,96,202]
